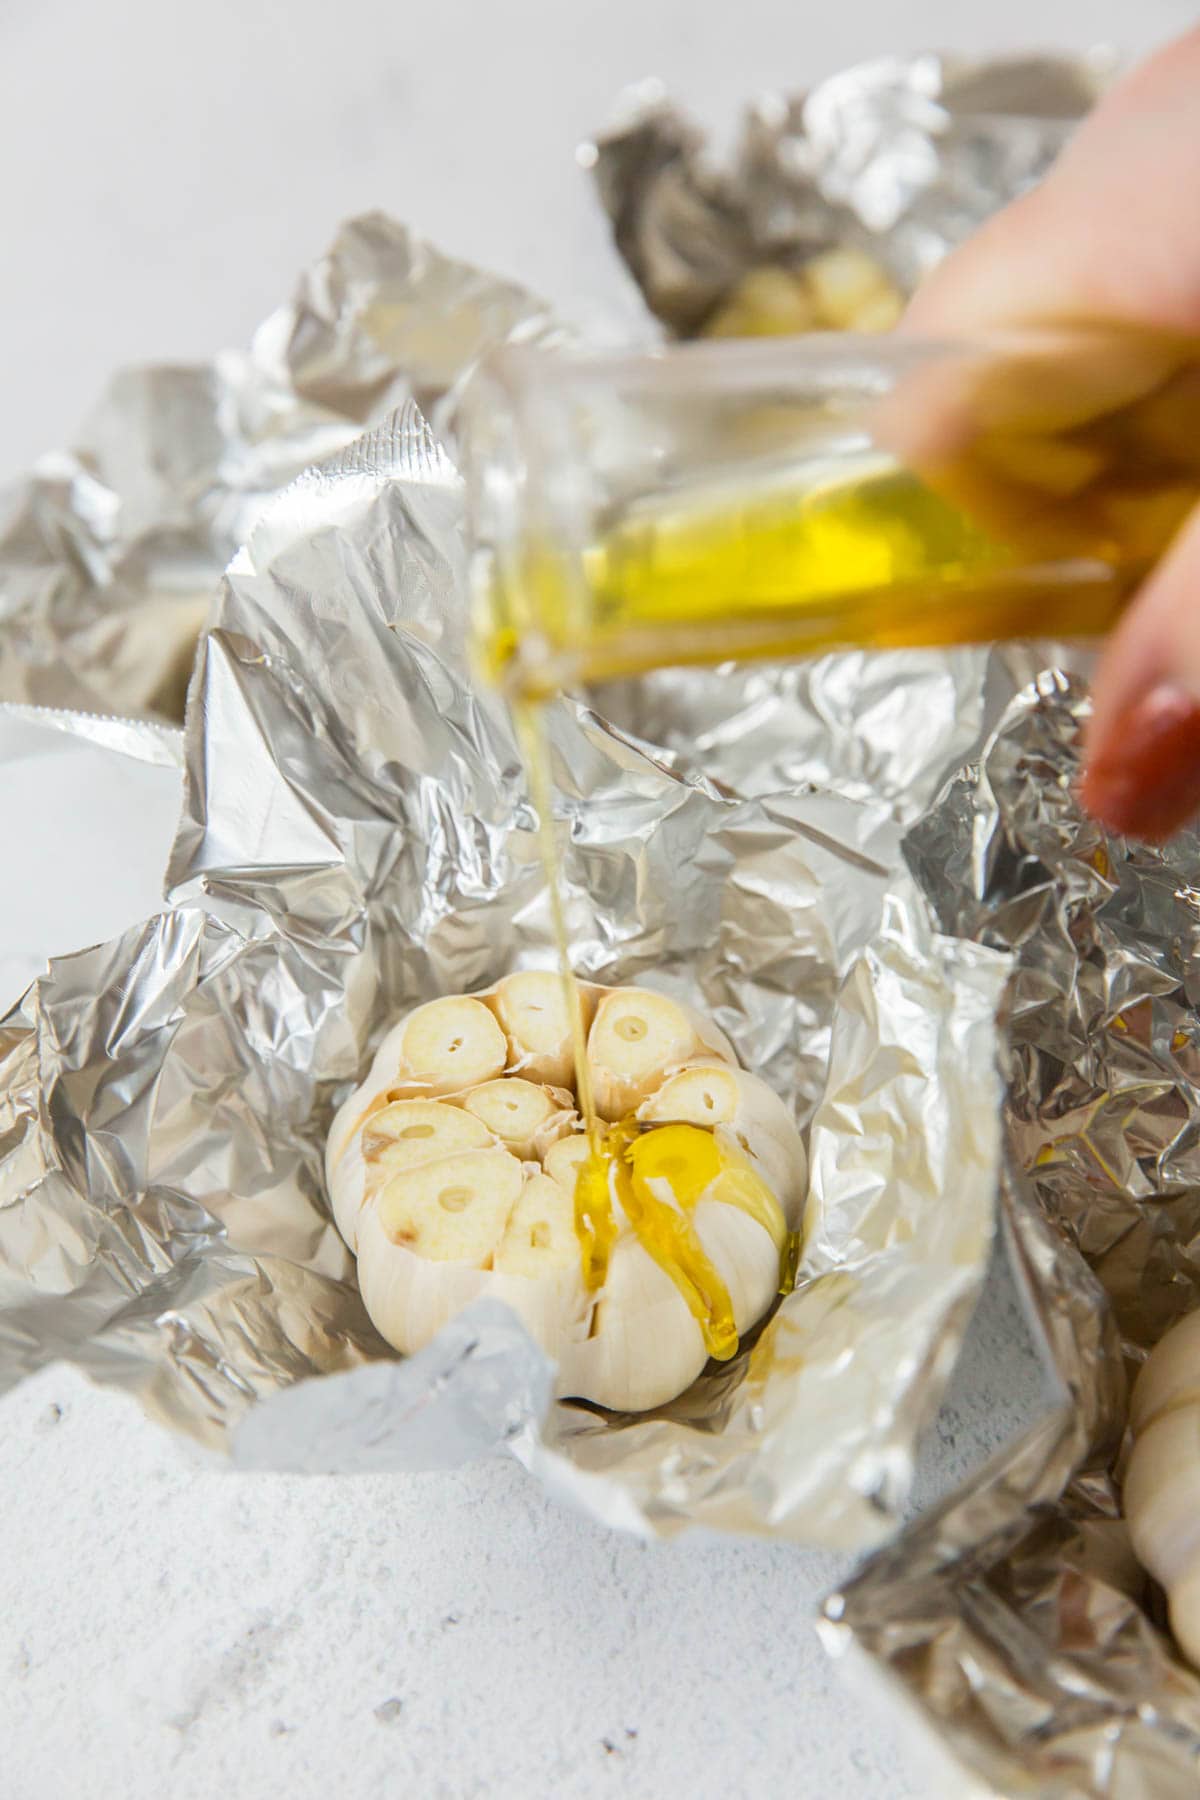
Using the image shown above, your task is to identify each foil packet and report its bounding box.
[0,214,558,722]
[820,673,1200,1795]
[0,385,1009,1547]
[586,50,1110,336]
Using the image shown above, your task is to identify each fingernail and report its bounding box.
[1081,683,1200,843]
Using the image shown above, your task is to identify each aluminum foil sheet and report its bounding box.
[0,213,557,722]
[821,673,1200,1795]
[0,375,1010,1544]
[587,51,1110,336]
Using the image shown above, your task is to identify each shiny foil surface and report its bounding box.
[0,214,557,722]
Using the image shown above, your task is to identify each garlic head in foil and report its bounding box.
[325,974,808,1411]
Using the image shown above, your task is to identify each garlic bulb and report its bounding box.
[1124,1310,1200,1666]
[326,974,808,1411]
[702,250,903,340]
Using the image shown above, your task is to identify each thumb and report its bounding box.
[1081,502,1200,841]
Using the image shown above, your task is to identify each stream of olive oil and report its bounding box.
[516,699,787,1361]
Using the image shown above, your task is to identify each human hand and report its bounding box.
[902,27,1200,842]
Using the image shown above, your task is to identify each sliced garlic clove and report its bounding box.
[558,1237,709,1412]
[638,1064,807,1221]
[494,1172,579,1277]
[366,1100,495,1169]
[588,988,734,1120]
[398,995,508,1096]
[486,970,596,1088]
[376,1146,523,1265]
[460,1077,575,1160]
[543,1132,591,1191]
[1130,1309,1200,1436]
[330,1100,497,1252]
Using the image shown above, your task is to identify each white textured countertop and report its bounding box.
[0,3,1187,1795]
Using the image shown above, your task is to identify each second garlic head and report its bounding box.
[1124,1310,1200,1668]
[326,974,808,1412]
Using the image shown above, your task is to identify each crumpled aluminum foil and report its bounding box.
[0,213,558,722]
[820,673,1200,1795]
[0,386,1009,1546]
[587,50,1111,336]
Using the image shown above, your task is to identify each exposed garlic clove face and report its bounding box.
[487,971,594,1088]
[494,1173,579,1277]
[1130,1310,1200,1436]
[376,1147,523,1265]
[558,1238,709,1413]
[331,1099,495,1252]
[587,988,734,1120]
[639,1064,807,1222]
[543,1132,590,1194]
[461,1078,574,1161]
[364,1100,495,1173]
[398,996,507,1095]
[1125,1405,1200,1591]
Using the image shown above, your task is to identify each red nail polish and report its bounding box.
[1081,684,1200,843]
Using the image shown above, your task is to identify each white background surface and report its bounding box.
[0,4,1189,1796]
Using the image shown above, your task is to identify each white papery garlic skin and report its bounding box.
[327,975,808,1411]
[1124,1311,1200,1667]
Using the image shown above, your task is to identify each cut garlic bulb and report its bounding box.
[328,976,807,1412]
[1124,1310,1200,1667]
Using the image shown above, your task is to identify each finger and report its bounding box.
[1081,500,1200,841]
